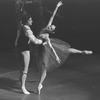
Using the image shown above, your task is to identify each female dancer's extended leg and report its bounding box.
[68,48,92,54]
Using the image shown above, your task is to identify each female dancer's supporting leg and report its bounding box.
[38,53,48,94]
[21,51,30,94]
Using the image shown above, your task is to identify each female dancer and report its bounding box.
[16,14,43,94]
[37,1,92,94]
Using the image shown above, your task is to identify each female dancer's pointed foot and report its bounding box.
[21,87,30,94]
[82,50,93,55]
[38,84,43,95]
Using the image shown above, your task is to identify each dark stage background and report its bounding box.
[0,0,100,54]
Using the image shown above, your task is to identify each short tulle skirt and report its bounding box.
[35,38,71,72]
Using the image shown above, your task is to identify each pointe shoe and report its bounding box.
[38,84,43,95]
[82,50,93,55]
[22,87,30,95]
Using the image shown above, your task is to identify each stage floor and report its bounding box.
[0,52,100,100]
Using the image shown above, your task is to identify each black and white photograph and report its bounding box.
[0,0,100,100]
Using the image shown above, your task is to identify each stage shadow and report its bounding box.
[0,77,39,94]
[0,77,21,93]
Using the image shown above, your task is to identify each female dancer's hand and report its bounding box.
[56,56,61,63]
[57,1,63,7]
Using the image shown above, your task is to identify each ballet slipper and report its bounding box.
[82,50,93,55]
[21,86,30,94]
[21,73,30,94]
[38,84,43,95]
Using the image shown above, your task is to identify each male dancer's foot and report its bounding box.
[21,72,30,94]
[21,86,30,94]
[38,84,43,95]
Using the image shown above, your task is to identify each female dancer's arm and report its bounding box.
[40,33,60,62]
[46,1,63,27]
[46,36,61,63]
[39,1,63,62]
